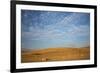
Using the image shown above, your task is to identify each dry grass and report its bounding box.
[21,47,90,63]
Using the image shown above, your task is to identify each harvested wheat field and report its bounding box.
[21,47,90,63]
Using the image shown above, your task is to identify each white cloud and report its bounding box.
[22,13,90,41]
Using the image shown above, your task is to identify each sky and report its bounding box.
[21,10,90,49]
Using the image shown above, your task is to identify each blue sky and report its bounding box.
[21,10,90,49]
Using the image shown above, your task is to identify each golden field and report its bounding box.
[21,47,90,63]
